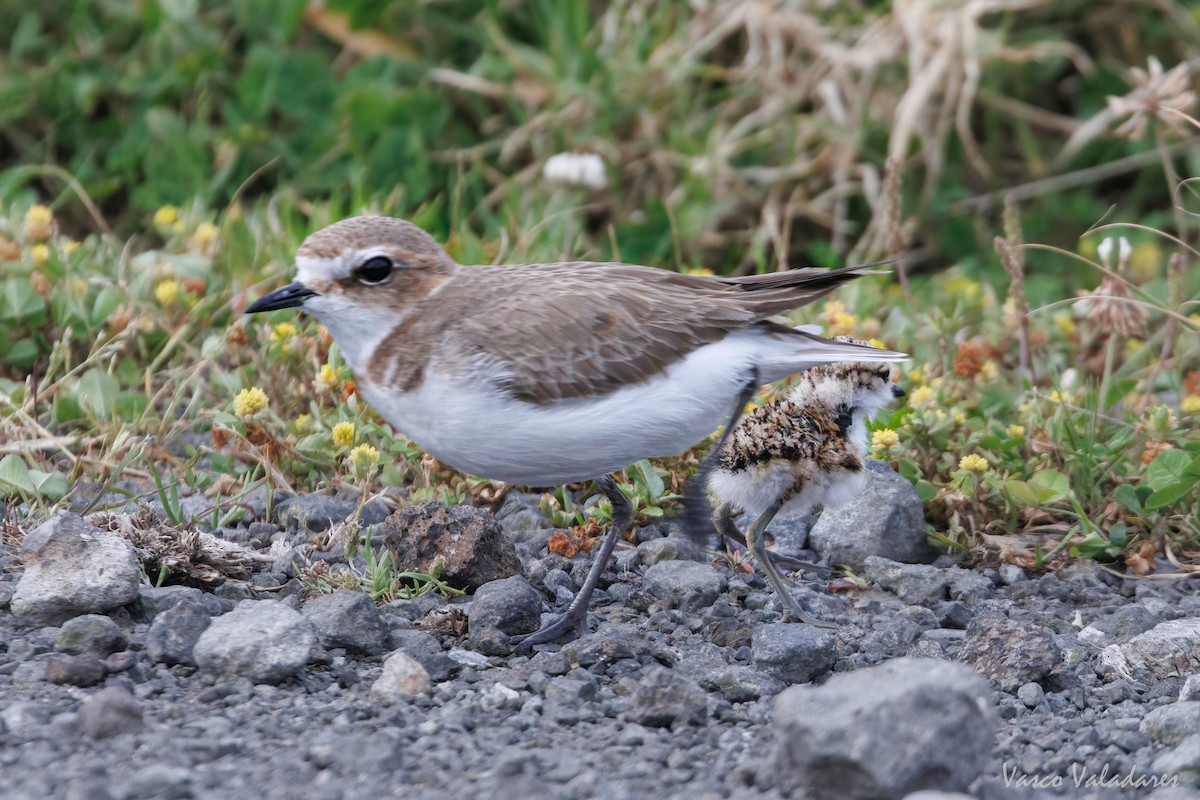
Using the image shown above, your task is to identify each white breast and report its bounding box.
[358,334,766,486]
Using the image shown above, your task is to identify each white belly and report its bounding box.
[357,336,759,486]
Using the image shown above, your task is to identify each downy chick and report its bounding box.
[708,339,905,625]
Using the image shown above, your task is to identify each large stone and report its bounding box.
[753,623,836,685]
[370,652,432,700]
[302,590,388,655]
[957,612,1060,692]
[381,502,520,591]
[1141,702,1200,746]
[625,665,707,728]
[193,600,315,683]
[146,600,213,666]
[1100,618,1200,682]
[468,576,542,653]
[768,658,997,799]
[808,461,937,569]
[643,560,724,612]
[55,614,128,656]
[864,556,949,606]
[11,513,140,626]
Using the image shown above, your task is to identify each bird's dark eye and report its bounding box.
[356,256,394,285]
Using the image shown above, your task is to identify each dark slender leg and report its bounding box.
[745,498,835,628]
[717,507,830,575]
[513,475,633,650]
[681,368,760,544]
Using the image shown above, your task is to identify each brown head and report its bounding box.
[244,216,457,373]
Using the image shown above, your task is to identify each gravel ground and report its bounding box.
[2,469,1198,800]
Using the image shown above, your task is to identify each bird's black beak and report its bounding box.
[892,384,907,399]
[244,282,317,314]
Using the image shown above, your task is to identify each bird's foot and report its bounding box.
[511,607,588,653]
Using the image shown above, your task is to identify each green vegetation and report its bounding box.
[2,1,1199,573]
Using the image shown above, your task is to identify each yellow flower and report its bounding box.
[1006,424,1025,438]
[154,279,181,307]
[293,413,312,433]
[952,409,967,425]
[23,204,54,240]
[1048,389,1071,404]
[154,205,179,226]
[315,364,339,391]
[332,421,356,448]
[1182,396,1200,415]
[686,267,714,276]
[270,322,297,344]
[234,386,269,418]
[348,443,380,471]
[944,275,981,303]
[191,222,219,250]
[958,454,988,473]
[868,338,888,350]
[909,386,935,406]
[1018,400,1034,415]
[872,429,899,450]
[63,240,80,254]
[829,311,858,337]
[1128,241,1160,284]
[1123,338,1145,361]
[30,243,50,265]
[934,409,947,421]
[1054,314,1076,337]
[979,360,999,381]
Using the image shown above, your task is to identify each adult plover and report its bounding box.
[245,216,906,645]
[706,339,905,626]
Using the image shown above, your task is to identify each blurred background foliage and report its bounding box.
[2,0,1199,295]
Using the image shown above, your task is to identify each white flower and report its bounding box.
[1061,368,1078,390]
[1118,236,1132,267]
[1098,237,1114,268]
[543,153,607,190]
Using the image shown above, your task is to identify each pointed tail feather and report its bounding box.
[753,325,908,384]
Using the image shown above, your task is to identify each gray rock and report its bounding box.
[1079,604,1162,648]
[389,629,455,682]
[1,701,53,735]
[11,513,141,626]
[1152,733,1200,786]
[945,568,994,603]
[753,623,836,685]
[467,575,542,652]
[371,652,432,700]
[562,623,670,667]
[996,564,1026,585]
[44,653,107,686]
[807,461,936,570]
[55,614,127,656]
[768,658,997,799]
[136,585,224,620]
[146,601,212,666]
[1100,618,1200,681]
[381,502,521,591]
[1181,674,1200,703]
[77,686,143,739]
[1017,681,1044,709]
[636,537,704,566]
[302,590,388,655]
[863,556,948,605]
[958,614,1059,692]
[643,561,724,612]
[1140,702,1200,745]
[901,793,976,800]
[719,665,786,702]
[625,665,706,728]
[275,493,389,532]
[123,764,192,800]
[193,600,316,683]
